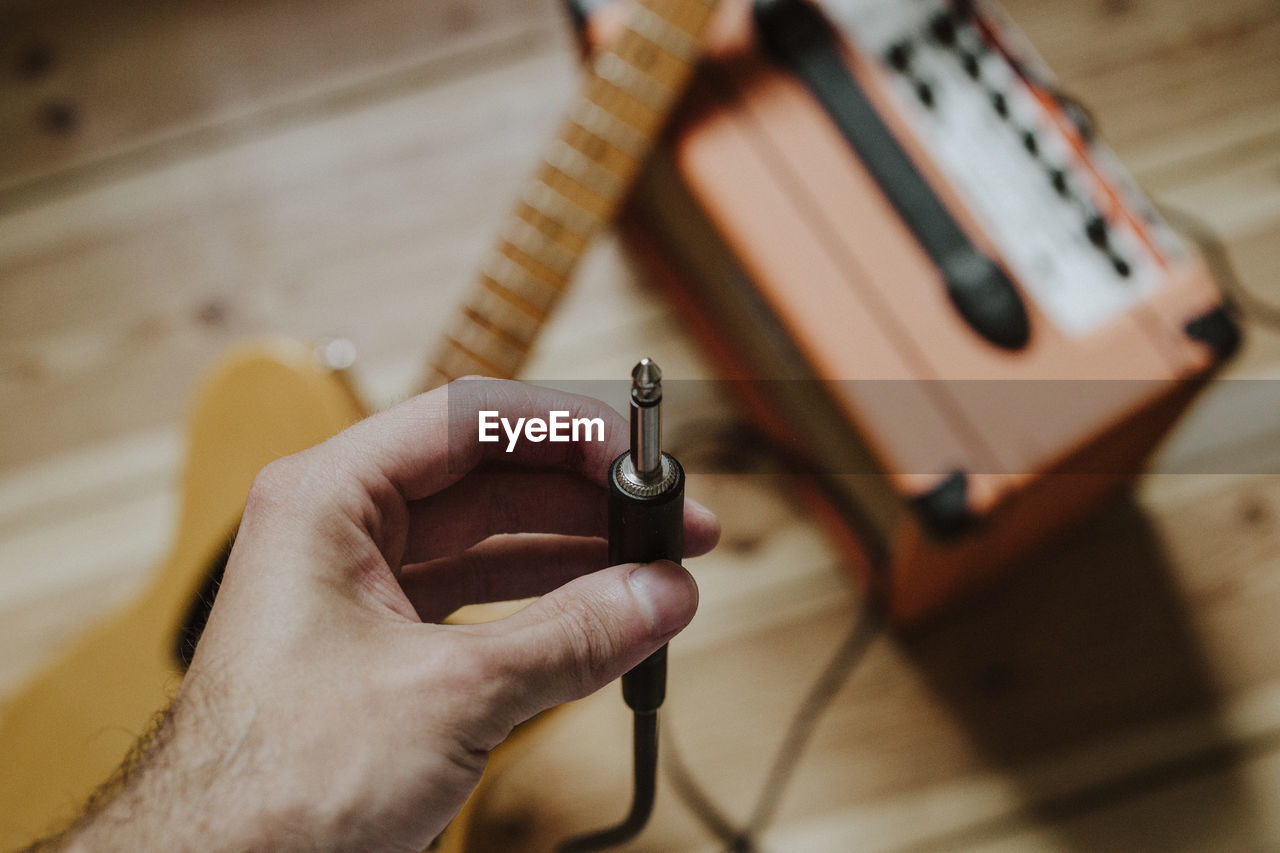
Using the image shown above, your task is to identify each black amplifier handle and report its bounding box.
[754,0,1030,351]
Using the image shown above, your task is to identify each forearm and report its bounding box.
[30,691,282,853]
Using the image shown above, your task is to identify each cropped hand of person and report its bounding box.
[62,380,718,853]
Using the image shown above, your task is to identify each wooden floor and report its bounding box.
[2,0,1279,849]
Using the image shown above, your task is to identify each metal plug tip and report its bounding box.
[629,358,663,483]
[631,358,662,403]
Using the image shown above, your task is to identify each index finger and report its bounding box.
[331,378,629,502]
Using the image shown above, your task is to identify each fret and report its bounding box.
[447,323,524,377]
[628,4,700,63]
[568,99,647,159]
[594,51,675,111]
[521,180,600,241]
[427,364,455,386]
[561,125,637,182]
[460,320,525,373]
[482,253,561,315]
[461,305,532,354]
[471,279,546,341]
[543,139,625,199]
[441,335,511,379]
[433,347,475,383]
[501,218,577,276]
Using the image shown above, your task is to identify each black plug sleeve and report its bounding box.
[609,451,685,713]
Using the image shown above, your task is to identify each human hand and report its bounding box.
[63,380,718,852]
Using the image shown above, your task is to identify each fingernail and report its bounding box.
[627,561,698,637]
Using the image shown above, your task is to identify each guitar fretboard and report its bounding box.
[425,0,716,388]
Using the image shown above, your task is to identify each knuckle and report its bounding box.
[440,636,524,741]
[452,634,496,680]
[550,594,621,693]
[417,635,478,700]
[403,636,505,754]
[244,457,300,514]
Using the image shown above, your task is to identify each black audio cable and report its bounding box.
[558,358,686,852]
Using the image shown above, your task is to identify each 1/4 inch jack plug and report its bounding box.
[558,358,685,852]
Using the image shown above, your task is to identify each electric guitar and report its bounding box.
[0,0,717,847]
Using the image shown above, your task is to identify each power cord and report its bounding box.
[661,418,891,851]
[665,589,884,851]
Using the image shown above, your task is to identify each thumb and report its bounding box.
[482,561,698,722]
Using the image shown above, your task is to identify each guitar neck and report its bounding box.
[424,0,716,389]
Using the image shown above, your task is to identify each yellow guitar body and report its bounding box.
[0,340,364,848]
[0,340,548,851]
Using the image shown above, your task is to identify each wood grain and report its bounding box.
[1,0,1278,848]
[0,0,562,198]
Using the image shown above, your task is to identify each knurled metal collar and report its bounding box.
[615,454,678,497]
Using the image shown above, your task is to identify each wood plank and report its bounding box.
[0,43,580,469]
[0,0,564,197]
[459,469,1280,850]
[730,705,1280,850]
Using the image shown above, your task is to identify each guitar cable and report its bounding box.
[665,588,882,852]
[558,358,686,852]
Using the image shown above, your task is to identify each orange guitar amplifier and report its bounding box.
[579,0,1238,624]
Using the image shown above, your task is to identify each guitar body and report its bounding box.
[0,341,364,848]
